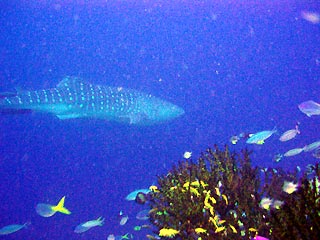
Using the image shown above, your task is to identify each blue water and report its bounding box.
[0,1,319,239]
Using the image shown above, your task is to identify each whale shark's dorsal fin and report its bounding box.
[57,76,85,89]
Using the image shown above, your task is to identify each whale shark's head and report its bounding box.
[135,95,185,125]
[156,103,185,122]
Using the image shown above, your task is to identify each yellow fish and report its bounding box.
[36,196,71,217]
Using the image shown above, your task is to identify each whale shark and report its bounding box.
[0,76,185,125]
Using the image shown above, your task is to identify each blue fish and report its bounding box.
[246,128,277,144]
[0,223,29,235]
[0,77,184,125]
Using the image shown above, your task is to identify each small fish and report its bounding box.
[135,192,149,204]
[279,124,300,142]
[259,197,273,210]
[146,234,161,239]
[283,148,304,157]
[81,217,104,228]
[136,209,150,220]
[312,148,320,158]
[303,140,320,152]
[74,217,104,233]
[272,200,284,209]
[246,128,276,144]
[134,225,142,231]
[301,11,320,24]
[282,181,298,194]
[183,151,192,159]
[116,233,133,240]
[125,189,150,201]
[119,215,129,226]
[0,222,29,235]
[107,234,116,240]
[36,196,71,217]
[306,164,316,175]
[230,132,251,144]
[108,234,116,240]
[273,153,283,162]
[230,135,240,145]
[298,100,320,117]
[108,233,133,240]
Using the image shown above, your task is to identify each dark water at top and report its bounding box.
[0,1,319,239]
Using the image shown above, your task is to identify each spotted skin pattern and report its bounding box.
[0,77,184,125]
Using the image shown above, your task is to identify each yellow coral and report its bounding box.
[195,227,207,234]
[229,224,237,233]
[218,219,226,225]
[190,187,200,196]
[209,206,215,216]
[183,181,190,188]
[215,187,221,196]
[170,186,177,191]
[222,194,228,205]
[159,228,179,238]
[190,180,200,187]
[215,226,226,233]
[149,185,159,192]
[249,227,258,232]
[191,180,208,188]
[204,190,216,209]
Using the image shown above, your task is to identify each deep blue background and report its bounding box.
[0,1,319,239]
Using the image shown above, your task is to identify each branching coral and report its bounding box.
[148,145,320,240]
[270,164,320,239]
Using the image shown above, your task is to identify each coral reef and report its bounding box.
[270,163,320,239]
[148,145,320,240]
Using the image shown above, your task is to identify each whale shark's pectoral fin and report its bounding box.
[56,113,83,120]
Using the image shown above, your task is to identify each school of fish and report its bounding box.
[0,190,154,238]
[1,95,319,238]
[229,100,320,163]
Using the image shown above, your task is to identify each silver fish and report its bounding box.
[279,126,300,142]
[298,100,320,117]
[303,140,320,152]
[283,148,304,157]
